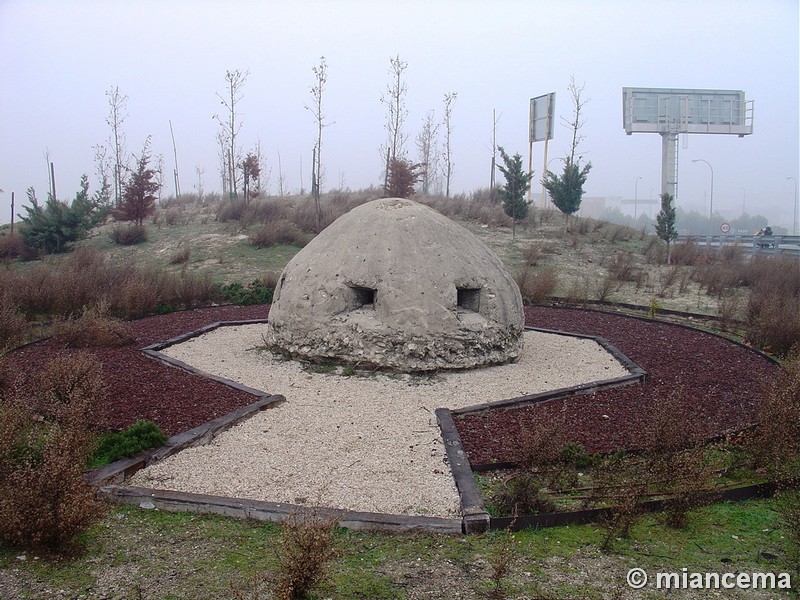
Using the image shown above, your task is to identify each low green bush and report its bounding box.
[89,420,167,468]
[221,279,274,305]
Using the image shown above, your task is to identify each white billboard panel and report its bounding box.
[622,87,753,136]
[530,93,555,143]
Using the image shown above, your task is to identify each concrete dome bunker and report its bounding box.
[266,198,524,372]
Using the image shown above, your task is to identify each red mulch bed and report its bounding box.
[455,306,778,466]
[3,305,270,436]
[3,304,778,462]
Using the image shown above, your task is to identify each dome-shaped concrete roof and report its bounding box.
[266,197,524,371]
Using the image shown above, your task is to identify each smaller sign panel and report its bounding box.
[530,93,555,143]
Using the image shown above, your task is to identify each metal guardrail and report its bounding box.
[675,234,800,256]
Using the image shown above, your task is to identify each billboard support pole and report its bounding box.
[540,137,550,209]
[542,94,555,208]
[527,140,534,203]
[528,97,534,203]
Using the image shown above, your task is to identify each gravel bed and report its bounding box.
[127,326,629,518]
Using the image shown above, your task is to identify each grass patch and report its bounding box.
[88,420,167,469]
[0,499,793,598]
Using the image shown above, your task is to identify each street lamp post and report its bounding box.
[789,177,798,236]
[634,176,642,221]
[692,159,714,233]
[741,187,746,217]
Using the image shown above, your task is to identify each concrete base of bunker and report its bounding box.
[267,320,524,372]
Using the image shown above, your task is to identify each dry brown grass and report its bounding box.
[744,255,800,356]
[52,303,133,348]
[746,346,800,477]
[4,246,219,320]
[670,238,709,266]
[0,292,28,352]
[522,242,558,267]
[485,528,521,600]
[169,244,191,265]
[110,223,148,245]
[606,250,640,283]
[0,232,25,261]
[515,266,558,303]
[249,220,309,248]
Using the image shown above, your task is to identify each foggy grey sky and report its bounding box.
[1,0,798,228]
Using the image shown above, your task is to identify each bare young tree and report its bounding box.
[564,76,588,164]
[276,151,286,197]
[490,109,500,190]
[416,110,440,196]
[105,86,128,206]
[214,69,249,199]
[306,56,332,228]
[442,92,457,198]
[216,130,229,197]
[92,143,112,205]
[153,153,165,204]
[542,76,592,233]
[380,55,409,189]
[195,166,204,201]
[251,139,269,199]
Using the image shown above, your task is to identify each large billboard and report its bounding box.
[622,87,753,137]
[530,93,555,143]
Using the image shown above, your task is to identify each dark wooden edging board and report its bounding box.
[437,321,789,531]
[99,486,461,534]
[86,394,285,487]
[450,327,646,417]
[531,304,780,366]
[88,319,280,487]
[141,319,275,397]
[92,319,464,535]
[489,480,795,531]
[435,408,490,534]
[101,317,741,536]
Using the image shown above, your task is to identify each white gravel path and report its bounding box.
[128,325,629,518]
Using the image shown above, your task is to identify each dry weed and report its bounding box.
[273,508,339,600]
[52,303,132,348]
[515,266,558,303]
[0,353,107,553]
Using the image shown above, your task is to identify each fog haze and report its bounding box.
[1,0,798,229]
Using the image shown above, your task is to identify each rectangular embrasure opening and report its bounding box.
[457,287,481,313]
[349,285,376,310]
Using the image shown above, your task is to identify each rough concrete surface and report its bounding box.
[265,198,524,371]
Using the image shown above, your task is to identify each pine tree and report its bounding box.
[655,192,678,264]
[114,140,159,226]
[19,177,105,254]
[497,147,533,238]
[542,159,592,232]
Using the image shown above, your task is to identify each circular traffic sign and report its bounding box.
[720,222,731,233]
